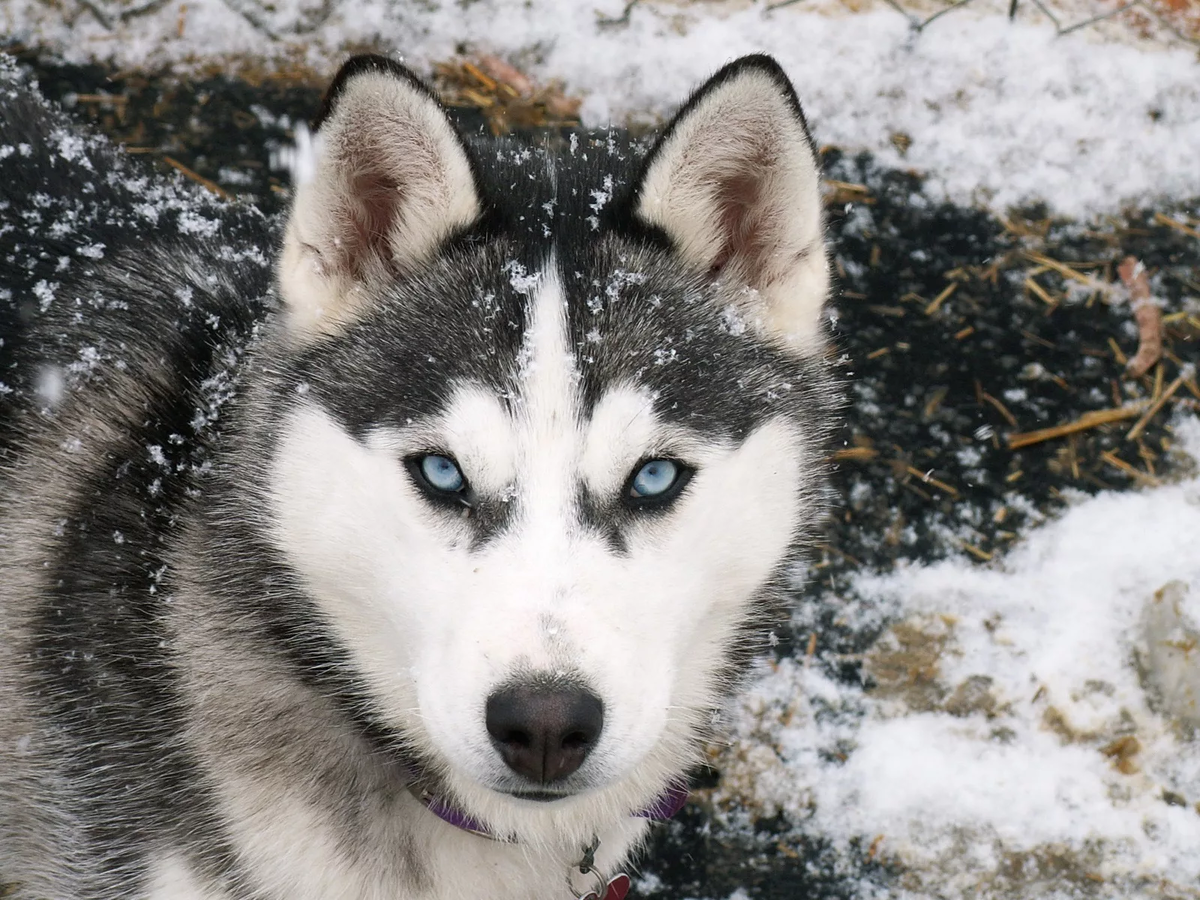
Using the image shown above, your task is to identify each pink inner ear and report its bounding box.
[335,160,404,280]
[712,168,765,276]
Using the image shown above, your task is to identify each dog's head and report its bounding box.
[263,54,836,843]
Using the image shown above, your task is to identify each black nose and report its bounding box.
[485,683,604,784]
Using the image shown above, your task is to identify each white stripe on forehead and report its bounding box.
[513,258,576,426]
[512,259,581,537]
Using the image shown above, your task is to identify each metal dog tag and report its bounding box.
[578,873,631,900]
[574,836,631,900]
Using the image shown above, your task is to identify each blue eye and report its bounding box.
[628,458,689,505]
[418,454,465,494]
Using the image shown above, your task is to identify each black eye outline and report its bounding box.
[406,453,473,508]
[622,458,694,511]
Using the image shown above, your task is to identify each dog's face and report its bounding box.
[262,55,835,842]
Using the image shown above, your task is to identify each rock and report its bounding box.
[944,674,998,718]
[1100,735,1140,775]
[863,615,954,713]
[1138,581,1200,735]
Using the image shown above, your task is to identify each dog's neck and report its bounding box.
[409,776,689,840]
[405,775,686,898]
[409,779,687,900]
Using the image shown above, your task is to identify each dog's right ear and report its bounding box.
[279,55,482,336]
[630,56,828,351]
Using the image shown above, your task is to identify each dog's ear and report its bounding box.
[631,55,828,349]
[279,55,482,335]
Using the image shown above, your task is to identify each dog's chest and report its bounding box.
[145,805,648,900]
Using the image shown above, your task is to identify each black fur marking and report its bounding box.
[31,272,264,891]
[0,62,273,893]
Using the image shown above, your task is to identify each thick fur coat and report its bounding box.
[0,53,837,899]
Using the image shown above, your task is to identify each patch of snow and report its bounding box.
[503,259,540,295]
[722,413,1200,896]
[31,280,56,312]
[4,1,1199,216]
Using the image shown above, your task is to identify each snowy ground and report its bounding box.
[5,0,1200,897]
[3,0,1200,217]
[718,417,1200,898]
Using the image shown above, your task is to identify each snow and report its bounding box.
[4,0,1199,217]
[720,414,1200,897]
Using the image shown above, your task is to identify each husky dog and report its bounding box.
[0,50,836,899]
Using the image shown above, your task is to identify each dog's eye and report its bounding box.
[411,454,467,496]
[625,458,692,509]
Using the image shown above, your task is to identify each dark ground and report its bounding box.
[5,46,1200,899]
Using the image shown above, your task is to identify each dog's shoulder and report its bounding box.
[0,57,275,437]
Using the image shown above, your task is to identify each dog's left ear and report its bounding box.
[632,56,828,349]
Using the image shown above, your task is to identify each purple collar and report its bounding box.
[412,778,689,840]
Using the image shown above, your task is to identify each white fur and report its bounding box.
[635,66,828,350]
[148,814,644,900]
[279,70,481,336]
[147,856,230,900]
[265,268,815,870]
